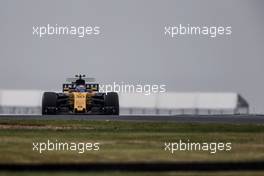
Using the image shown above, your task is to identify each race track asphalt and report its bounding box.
[0,114,264,124]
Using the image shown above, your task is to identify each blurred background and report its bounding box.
[0,0,263,113]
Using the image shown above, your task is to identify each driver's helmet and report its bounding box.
[75,85,86,92]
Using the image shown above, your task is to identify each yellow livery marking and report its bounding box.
[73,92,87,112]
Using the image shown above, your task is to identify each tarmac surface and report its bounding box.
[0,160,264,172]
[1,114,264,124]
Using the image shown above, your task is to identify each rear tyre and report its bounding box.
[42,92,57,115]
[104,92,119,115]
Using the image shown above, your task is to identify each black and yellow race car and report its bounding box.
[42,75,119,115]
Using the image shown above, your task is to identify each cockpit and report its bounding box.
[75,85,86,92]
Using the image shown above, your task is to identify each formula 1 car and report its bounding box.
[42,75,119,115]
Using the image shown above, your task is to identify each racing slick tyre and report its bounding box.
[104,92,119,115]
[42,92,57,115]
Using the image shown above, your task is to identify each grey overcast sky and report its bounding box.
[0,0,263,113]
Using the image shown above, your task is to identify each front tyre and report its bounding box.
[104,92,119,115]
[42,92,57,115]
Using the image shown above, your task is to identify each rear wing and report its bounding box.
[66,77,95,83]
[63,83,99,93]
